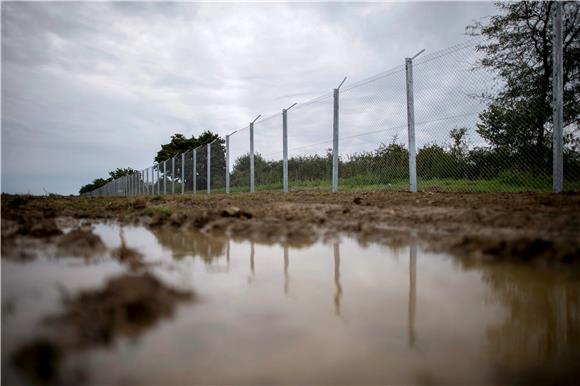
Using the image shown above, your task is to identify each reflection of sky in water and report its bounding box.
[2,224,579,385]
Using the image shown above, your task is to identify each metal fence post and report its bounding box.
[250,122,255,193]
[163,161,167,195]
[553,2,563,193]
[249,115,261,193]
[145,168,149,195]
[332,88,339,193]
[406,57,418,193]
[332,78,346,193]
[171,157,175,195]
[181,153,185,194]
[282,103,296,193]
[207,143,211,194]
[226,135,230,193]
[193,148,197,194]
[156,164,160,195]
[283,109,288,193]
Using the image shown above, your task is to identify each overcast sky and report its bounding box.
[1,1,498,195]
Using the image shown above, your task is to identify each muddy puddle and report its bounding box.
[2,223,580,385]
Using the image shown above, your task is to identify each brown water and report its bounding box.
[2,223,580,385]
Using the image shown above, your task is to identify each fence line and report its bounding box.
[83,12,578,197]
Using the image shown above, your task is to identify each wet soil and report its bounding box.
[56,229,106,257]
[3,191,579,266]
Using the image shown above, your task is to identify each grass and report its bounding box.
[126,175,580,197]
[208,176,580,193]
[143,206,172,217]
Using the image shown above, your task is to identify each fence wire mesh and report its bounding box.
[286,95,334,190]
[339,64,409,190]
[253,113,284,191]
[84,35,579,197]
[194,146,207,194]
[228,126,250,192]
[209,141,227,192]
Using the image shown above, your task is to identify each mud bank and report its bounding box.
[12,273,194,385]
[2,191,580,266]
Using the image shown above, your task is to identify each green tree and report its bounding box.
[468,1,580,158]
[108,167,137,180]
[154,131,222,163]
[449,127,468,158]
[79,178,109,194]
[79,167,137,194]
[154,131,226,190]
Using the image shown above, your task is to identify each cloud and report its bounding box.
[1,1,497,194]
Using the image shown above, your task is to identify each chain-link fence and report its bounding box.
[83,29,579,197]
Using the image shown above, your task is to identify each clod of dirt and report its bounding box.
[5,195,30,208]
[169,212,188,227]
[150,196,164,203]
[57,229,106,257]
[112,243,146,271]
[221,206,252,219]
[42,208,57,218]
[13,273,193,384]
[132,199,146,210]
[353,197,363,205]
[28,218,63,238]
[12,339,62,385]
[51,273,194,347]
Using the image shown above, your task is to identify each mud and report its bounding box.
[2,191,579,266]
[56,229,106,257]
[111,227,146,271]
[12,340,62,385]
[12,273,194,385]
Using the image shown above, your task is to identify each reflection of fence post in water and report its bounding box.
[408,244,417,348]
[284,245,289,295]
[334,242,342,316]
[250,241,255,275]
[226,239,230,266]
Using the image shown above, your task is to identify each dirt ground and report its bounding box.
[2,191,580,267]
[2,191,580,384]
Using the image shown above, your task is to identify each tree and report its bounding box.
[109,167,136,180]
[79,178,109,194]
[79,167,136,194]
[154,130,226,189]
[449,127,468,158]
[468,2,580,158]
[154,130,222,163]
